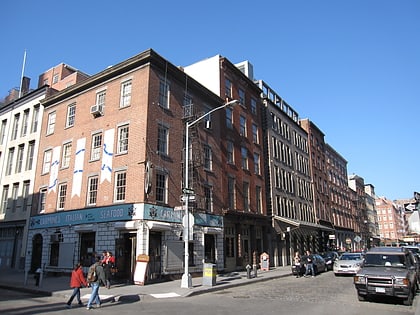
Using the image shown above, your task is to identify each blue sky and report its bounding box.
[1,0,419,201]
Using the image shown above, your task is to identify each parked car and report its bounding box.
[321,251,339,271]
[333,252,364,275]
[292,253,327,276]
[353,247,418,305]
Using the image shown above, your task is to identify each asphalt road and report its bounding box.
[0,271,417,315]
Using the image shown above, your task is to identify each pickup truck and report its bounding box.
[353,247,418,306]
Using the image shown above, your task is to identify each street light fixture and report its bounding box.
[181,99,239,289]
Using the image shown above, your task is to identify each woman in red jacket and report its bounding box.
[66,263,88,308]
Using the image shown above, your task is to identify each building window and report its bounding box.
[1,185,9,215]
[156,171,167,203]
[0,120,7,145]
[96,90,106,108]
[225,78,232,99]
[26,141,35,171]
[62,142,72,168]
[57,183,67,210]
[91,133,102,161]
[226,107,233,129]
[16,145,24,173]
[39,188,47,213]
[243,181,250,211]
[238,88,245,106]
[52,73,59,84]
[250,98,257,115]
[114,171,127,202]
[21,110,29,137]
[159,79,170,109]
[203,145,212,170]
[42,149,52,174]
[11,183,19,212]
[241,147,248,170]
[31,107,39,133]
[6,148,15,175]
[46,111,56,135]
[204,185,213,212]
[227,140,234,164]
[117,124,129,154]
[120,80,132,108]
[256,186,262,213]
[87,176,99,206]
[157,124,168,155]
[66,103,76,128]
[228,176,235,209]
[252,124,258,144]
[239,115,247,137]
[254,153,260,175]
[22,181,30,212]
[11,114,20,140]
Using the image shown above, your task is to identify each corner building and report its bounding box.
[28,49,227,282]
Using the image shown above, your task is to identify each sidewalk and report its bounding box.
[0,266,293,302]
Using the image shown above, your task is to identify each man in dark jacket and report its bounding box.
[86,256,106,309]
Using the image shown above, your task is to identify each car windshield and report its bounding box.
[339,254,362,261]
[364,254,406,267]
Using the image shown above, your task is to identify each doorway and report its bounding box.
[30,234,43,273]
[115,233,136,283]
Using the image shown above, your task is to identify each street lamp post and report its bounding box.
[181,99,239,289]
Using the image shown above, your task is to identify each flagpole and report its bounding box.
[19,50,27,98]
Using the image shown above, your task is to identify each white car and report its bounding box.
[333,252,364,275]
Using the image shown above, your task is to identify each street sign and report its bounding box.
[182,188,194,195]
[354,235,362,243]
[180,194,196,202]
[405,203,416,211]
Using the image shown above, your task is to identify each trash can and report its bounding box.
[202,263,216,286]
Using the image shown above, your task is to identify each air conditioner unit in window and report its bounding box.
[90,104,103,117]
[50,234,60,243]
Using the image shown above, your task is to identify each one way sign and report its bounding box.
[405,203,417,211]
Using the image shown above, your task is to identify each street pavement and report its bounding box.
[0,266,293,303]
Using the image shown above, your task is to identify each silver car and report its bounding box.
[334,252,364,275]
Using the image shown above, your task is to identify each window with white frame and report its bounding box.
[226,107,233,129]
[252,123,258,144]
[1,185,9,215]
[159,79,170,109]
[87,176,99,206]
[157,124,168,155]
[155,171,167,203]
[39,188,47,213]
[96,90,106,108]
[46,111,56,135]
[57,183,67,210]
[21,110,29,137]
[31,107,39,133]
[52,73,59,84]
[254,152,260,175]
[22,181,30,212]
[120,80,132,108]
[62,142,72,168]
[114,171,127,202]
[117,124,129,154]
[6,148,15,175]
[203,144,212,170]
[239,115,247,137]
[42,149,52,174]
[26,141,35,171]
[227,140,234,164]
[91,133,102,161]
[11,183,19,212]
[238,88,245,106]
[0,120,6,145]
[241,147,248,170]
[204,185,213,212]
[11,114,19,140]
[66,103,76,128]
[16,145,24,173]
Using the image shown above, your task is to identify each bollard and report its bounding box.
[35,268,43,287]
[246,264,252,279]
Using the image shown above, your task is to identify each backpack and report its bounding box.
[87,264,97,282]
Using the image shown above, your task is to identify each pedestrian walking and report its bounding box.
[294,252,301,277]
[304,250,315,277]
[86,256,106,310]
[102,251,116,289]
[66,263,87,308]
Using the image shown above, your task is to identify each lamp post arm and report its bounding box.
[186,99,239,129]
